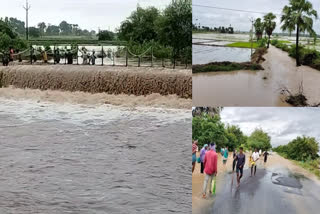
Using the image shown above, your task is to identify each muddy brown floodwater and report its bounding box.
[0,98,191,214]
[193,46,320,106]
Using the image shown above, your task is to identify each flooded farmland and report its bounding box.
[192,33,320,106]
[0,97,191,214]
[193,45,251,64]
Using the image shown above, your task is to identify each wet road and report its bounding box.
[0,98,191,214]
[206,166,320,214]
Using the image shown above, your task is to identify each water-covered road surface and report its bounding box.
[0,98,191,214]
[206,166,320,214]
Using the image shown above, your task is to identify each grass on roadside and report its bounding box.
[192,61,263,73]
[227,42,258,48]
[276,152,320,179]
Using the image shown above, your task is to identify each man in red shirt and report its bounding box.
[202,143,218,198]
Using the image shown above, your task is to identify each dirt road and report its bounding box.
[193,152,320,214]
[192,45,320,106]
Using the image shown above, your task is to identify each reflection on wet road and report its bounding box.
[209,167,320,214]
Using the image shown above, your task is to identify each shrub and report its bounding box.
[271,39,278,46]
[257,38,267,48]
[301,48,320,65]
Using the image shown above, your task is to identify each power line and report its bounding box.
[192,4,282,16]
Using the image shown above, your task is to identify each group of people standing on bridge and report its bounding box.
[192,140,270,198]
[1,47,98,66]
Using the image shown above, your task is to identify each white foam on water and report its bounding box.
[0,97,190,127]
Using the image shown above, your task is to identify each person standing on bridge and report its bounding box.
[91,50,96,65]
[200,144,208,174]
[202,145,218,198]
[251,148,260,176]
[236,147,245,188]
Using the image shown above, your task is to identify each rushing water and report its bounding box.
[193,46,320,106]
[193,45,251,64]
[0,98,191,214]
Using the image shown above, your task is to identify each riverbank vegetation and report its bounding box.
[274,136,320,178]
[192,112,272,151]
[227,42,258,48]
[280,0,318,66]
[272,39,320,71]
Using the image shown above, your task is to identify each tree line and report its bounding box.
[192,25,234,34]
[192,113,272,151]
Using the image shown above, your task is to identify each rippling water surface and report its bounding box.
[0,98,191,214]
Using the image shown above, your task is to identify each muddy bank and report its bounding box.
[0,65,191,99]
[0,87,191,109]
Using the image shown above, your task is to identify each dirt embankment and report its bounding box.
[0,65,192,99]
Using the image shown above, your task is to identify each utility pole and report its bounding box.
[23,0,31,40]
[249,17,255,57]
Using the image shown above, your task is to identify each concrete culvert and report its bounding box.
[0,65,192,99]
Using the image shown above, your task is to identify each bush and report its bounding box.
[274,136,319,161]
[301,48,320,65]
[257,38,267,48]
[271,39,278,46]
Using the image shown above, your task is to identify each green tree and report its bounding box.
[59,21,72,35]
[263,13,277,48]
[281,0,318,66]
[274,136,319,161]
[97,30,115,40]
[156,0,192,66]
[254,18,264,40]
[46,24,60,36]
[38,22,46,37]
[118,6,160,43]
[6,17,25,36]
[28,27,40,38]
[192,114,227,150]
[247,128,272,151]
[225,125,247,150]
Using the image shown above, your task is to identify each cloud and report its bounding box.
[0,0,171,32]
[220,107,320,147]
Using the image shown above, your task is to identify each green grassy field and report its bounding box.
[227,42,258,48]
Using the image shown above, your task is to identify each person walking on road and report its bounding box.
[192,140,198,173]
[263,151,269,163]
[200,144,208,174]
[232,149,237,172]
[223,147,228,165]
[251,148,260,176]
[202,146,218,198]
[236,147,245,188]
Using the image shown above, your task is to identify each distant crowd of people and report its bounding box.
[1,47,97,66]
[192,140,270,198]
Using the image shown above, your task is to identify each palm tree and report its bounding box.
[254,18,264,40]
[263,13,277,48]
[281,0,318,66]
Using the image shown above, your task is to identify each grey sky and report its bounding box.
[220,107,320,148]
[0,0,171,32]
[193,0,320,34]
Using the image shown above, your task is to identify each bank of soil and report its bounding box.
[0,65,191,99]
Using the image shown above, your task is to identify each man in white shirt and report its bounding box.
[251,148,260,176]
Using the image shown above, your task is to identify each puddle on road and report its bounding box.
[271,172,303,189]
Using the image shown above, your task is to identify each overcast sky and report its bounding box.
[220,107,320,148]
[193,0,320,34]
[0,0,171,32]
